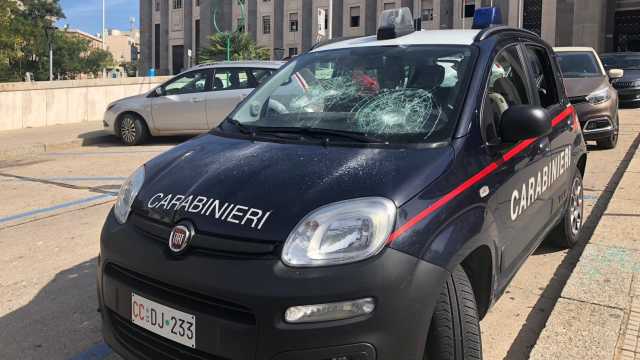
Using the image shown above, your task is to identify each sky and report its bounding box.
[55,0,139,36]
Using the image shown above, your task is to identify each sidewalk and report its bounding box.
[531,133,640,359]
[0,122,113,160]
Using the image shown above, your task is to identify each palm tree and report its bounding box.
[199,32,271,62]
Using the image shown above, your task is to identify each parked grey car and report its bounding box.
[103,61,284,145]
[555,47,623,149]
[601,52,640,107]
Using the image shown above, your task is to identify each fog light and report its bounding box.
[284,298,375,324]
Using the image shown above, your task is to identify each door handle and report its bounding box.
[539,138,551,152]
[190,98,203,103]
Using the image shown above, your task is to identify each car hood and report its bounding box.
[562,76,609,98]
[134,133,454,242]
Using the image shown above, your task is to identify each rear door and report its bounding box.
[480,43,553,284]
[151,69,211,131]
[522,43,573,222]
[205,68,273,128]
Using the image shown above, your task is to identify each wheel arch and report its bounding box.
[115,111,149,138]
[460,245,493,319]
[576,153,587,178]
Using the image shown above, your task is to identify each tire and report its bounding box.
[118,114,149,146]
[597,114,619,149]
[550,169,584,249]
[425,265,482,360]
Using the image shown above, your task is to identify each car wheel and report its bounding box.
[597,115,619,149]
[425,265,482,360]
[118,114,149,146]
[550,169,584,249]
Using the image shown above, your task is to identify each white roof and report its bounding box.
[553,47,597,53]
[312,29,481,52]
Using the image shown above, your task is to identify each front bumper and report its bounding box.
[572,100,617,141]
[103,108,118,136]
[98,211,448,360]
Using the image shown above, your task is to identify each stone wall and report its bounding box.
[0,77,171,132]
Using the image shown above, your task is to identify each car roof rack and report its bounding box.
[474,25,540,42]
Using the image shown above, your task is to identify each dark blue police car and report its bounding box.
[98,8,587,360]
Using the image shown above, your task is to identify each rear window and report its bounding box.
[556,52,603,78]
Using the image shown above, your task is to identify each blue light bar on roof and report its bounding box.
[472,7,503,29]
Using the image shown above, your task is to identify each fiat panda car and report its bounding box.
[99,9,587,360]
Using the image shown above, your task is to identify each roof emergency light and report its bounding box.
[472,7,503,29]
[377,7,414,40]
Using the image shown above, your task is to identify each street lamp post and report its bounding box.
[44,26,55,81]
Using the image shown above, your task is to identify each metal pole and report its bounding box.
[102,0,106,50]
[328,0,333,40]
[49,43,53,81]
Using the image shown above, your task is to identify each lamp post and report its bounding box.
[44,26,55,81]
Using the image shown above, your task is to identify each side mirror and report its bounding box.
[154,87,165,97]
[500,105,551,143]
[608,68,624,79]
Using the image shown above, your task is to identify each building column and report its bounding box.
[541,0,557,46]
[365,0,377,36]
[274,0,284,59]
[248,0,258,40]
[140,0,153,75]
[160,0,170,75]
[331,0,344,38]
[184,0,194,68]
[302,1,313,51]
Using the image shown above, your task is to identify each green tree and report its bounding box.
[199,32,271,63]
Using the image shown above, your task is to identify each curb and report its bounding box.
[0,134,114,161]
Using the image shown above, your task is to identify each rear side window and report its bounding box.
[525,46,560,108]
[483,45,531,143]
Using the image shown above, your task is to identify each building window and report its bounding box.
[383,2,395,10]
[155,0,160,11]
[421,0,434,21]
[237,18,245,32]
[289,47,298,57]
[263,15,271,34]
[289,13,298,32]
[195,19,200,64]
[173,0,183,10]
[463,0,475,18]
[350,6,360,27]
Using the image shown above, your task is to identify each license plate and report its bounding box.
[131,293,196,348]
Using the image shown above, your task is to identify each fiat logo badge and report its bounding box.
[169,223,193,253]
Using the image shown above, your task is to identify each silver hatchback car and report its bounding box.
[103,61,284,145]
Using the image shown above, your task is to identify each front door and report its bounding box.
[152,69,211,131]
[480,44,552,285]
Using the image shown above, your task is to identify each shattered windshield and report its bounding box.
[230,45,475,144]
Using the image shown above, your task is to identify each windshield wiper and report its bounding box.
[253,127,386,144]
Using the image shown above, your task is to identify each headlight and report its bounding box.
[282,197,396,267]
[114,166,145,224]
[586,87,611,105]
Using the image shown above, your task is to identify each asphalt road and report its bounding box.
[0,110,638,360]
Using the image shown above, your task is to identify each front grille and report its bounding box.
[131,213,280,259]
[105,263,256,325]
[109,310,229,360]
[614,80,640,89]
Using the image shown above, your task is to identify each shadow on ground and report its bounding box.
[503,131,640,359]
[0,258,105,360]
[77,130,195,148]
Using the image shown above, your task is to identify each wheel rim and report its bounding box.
[569,176,583,236]
[120,117,137,144]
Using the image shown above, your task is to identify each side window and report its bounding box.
[525,46,560,108]
[483,46,531,143]
[213,68,254,90]
[163,70,209,95]
[249,68,275,86]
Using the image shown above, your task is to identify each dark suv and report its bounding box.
[98,13,587,360]
[602,52,640,107]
